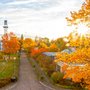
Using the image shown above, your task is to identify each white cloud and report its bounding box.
[0,0,84,39]
[7,0,32,5]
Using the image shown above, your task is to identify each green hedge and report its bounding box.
[51,71,64,83]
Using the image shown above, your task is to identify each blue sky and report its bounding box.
[0,0,84,39]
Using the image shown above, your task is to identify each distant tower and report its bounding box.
[3,20,8,34]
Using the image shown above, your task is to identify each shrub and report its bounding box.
[51,71,64,83]
[46,63,56,77]
[0,51,4,60]
[36,54,56,77]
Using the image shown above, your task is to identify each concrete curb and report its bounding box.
[39,81,55,90]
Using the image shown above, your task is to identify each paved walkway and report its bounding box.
[0,52,69,90]
[1,52,54,90]
[12,52,54,90]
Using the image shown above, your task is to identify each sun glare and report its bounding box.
[77,24,88,35]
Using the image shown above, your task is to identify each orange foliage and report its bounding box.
[61,63,68,73]
[55,35,90,89]
[67,31,90,48]
[66,0,90,26]
[63,64,90,90]
[64,0,90,89]
[23,38,36,52]
[56,47,90,64]
[2,33,20,54]
[49,43,58,52]
[31,48,47,58]
[55,47,90,89]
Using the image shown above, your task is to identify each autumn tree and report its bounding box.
[66,30,90,48]
[66,0,90,27]
[66,0,90,49]
[22,38,36,52]
[55,0,90,89]
[2,32,20,54]
[35,37,49,49]
[49,43,58,52]
[31,48,47,58]
[54,38,67,51]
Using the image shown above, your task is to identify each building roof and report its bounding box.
[42,48,75,57]
[42,52,57,57]
[61,48,75,54]
[57,61,85,67]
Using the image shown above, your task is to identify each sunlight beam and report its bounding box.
[77,24,88,35]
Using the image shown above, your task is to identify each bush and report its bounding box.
[51,71,64,83]
[36,54,56,77]
[46,63,56,77]
[0,78,11,88]
[0,51,4,60]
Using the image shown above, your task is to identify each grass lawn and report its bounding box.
[0,55,20,87]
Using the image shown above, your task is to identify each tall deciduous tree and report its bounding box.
[35,37,49,49]
[2,32,20,54]
[22,38,36,52]
[55,38,67,51]
[49,43,58,52]
[66,0,90,26]
[56,0,90,89]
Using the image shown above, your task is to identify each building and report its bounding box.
[42,52,57,60]
[0,20,8,50]
[3,20,8,34]
[56,48,86,73]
